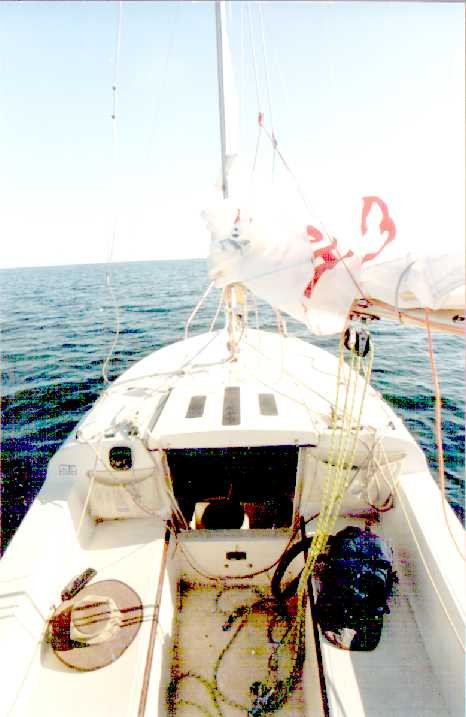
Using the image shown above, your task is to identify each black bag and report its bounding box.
[314,526,395,651]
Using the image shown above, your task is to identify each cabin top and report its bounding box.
[76,329,396,450]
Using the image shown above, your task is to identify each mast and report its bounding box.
[215,1,246,351]
[215,0,238,200]
[215,0,228,199]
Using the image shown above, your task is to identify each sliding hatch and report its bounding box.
[167,445,299,529]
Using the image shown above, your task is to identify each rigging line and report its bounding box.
[246,1,262,113]
[250,121,262,180]
[258,1,277,179]
[108,0,123,266]
[239,0,246,147]
[242,330,361,413]
[102,0,123,385]
[258,118,368,302]
[258,3,274,134]
[278,340,374,697]
[208,287,226,333]
[101,275,121,385]
[146,0,180,153]
[184,281,214,341]
[425,308,466,564]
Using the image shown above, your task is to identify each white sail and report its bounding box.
[205,195,465,335]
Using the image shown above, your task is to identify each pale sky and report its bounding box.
[0,0,464,269]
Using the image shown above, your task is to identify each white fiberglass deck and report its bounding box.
[2,516,167,717]
[320,586,451,717]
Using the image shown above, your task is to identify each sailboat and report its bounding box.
[1,3,464,716]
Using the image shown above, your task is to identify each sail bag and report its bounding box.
[313,526,395,651]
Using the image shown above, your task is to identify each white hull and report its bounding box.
[1,329,464,716]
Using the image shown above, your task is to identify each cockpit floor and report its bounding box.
[169,582,307,716]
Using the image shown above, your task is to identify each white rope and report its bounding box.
[102,274,121,384]
[258,3,274,136]
[258,2,277,178]
[102,0,123,385]
[146,0,180,153]
[184,282,214,341]
[107,0,123,266]
[209,287,226,333]
[76,474,96,540]
[246,2,262,114]
[239,0,246,148]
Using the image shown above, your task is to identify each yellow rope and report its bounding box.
[286,334,374,683]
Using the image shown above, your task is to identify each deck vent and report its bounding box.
[222,386,240,426]
[186,395,206,419]
[258,393,278,416]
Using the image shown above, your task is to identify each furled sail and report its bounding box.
[205,197,465,335]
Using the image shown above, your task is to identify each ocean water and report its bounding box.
[1,260,464,552]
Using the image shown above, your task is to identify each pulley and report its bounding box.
[344,326,371,357]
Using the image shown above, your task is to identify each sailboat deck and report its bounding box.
[319,586,451,717]
[168,578,452,717]
[169,582,309,716]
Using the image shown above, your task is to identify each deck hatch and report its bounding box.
[258,393,278,416]
[186,395,206,419]
[222,386,240,426]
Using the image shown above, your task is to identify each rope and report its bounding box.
[102,0,123,385]
[425,309,466,563]
[168,589,294,717]
[146,0,180,153]
[257,116,368,303]
[208,288,226,333]
[258,3,276,178]
[110,0,122,152]
[101,274,121,384]
[184,282,215,341]
[246,2,262,115]
[239,0,246,148]
[276,334,374,701]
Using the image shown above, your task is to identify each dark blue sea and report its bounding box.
[1,260,464,552]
